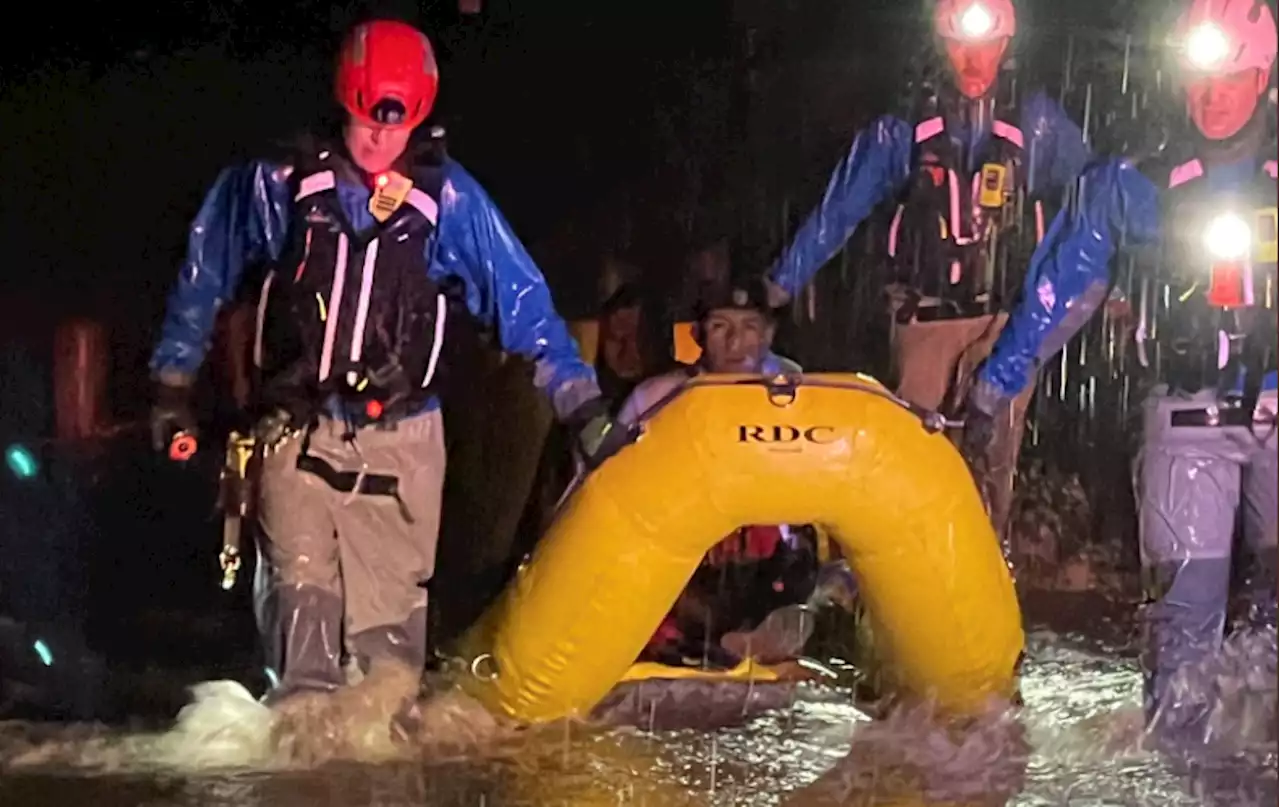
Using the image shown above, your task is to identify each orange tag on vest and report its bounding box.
[368,171,413,223]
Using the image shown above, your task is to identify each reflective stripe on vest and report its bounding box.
[317,232,350,382]
[405,188,440,224]
[421,293,447,389]
[892,116,1026,255]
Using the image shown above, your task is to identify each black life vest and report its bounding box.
[252,144,448,425]
[886,98,1043,313]
[1136,144,1279,397]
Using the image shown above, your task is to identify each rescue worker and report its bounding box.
[962,0,1278,744]
[764,0,1090,548]
[148,19,612,703]
[619,277,847,667]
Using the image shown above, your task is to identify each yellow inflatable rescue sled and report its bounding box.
[462,374,1023,723]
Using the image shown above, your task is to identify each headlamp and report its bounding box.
[1203,212,1251,261]
[1185,22,1231,71]
[959,3,995,39]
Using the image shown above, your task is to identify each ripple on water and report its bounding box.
[0,607,1275,806]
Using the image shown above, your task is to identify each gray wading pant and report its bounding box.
[253,408,445,697]
[889,312,1035,554]
[1138,387,1278,733]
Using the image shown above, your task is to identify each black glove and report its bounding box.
[150,382,197,452]
[567,397,630,471]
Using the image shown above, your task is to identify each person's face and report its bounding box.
[601,305,645,380]
[943,37,1009,99]
[700,309,774,374]
[1186,68,1266,141]
[344,117,413,174]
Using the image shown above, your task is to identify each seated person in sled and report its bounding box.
[617,276,856,668]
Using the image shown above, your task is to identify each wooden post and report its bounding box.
[53,318,108,441]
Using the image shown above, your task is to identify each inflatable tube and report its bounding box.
[462,374,1023,723]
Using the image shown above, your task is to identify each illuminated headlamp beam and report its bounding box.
[959,3,995,39]
[1204,212,1251,261]
[1185,22,1231,71]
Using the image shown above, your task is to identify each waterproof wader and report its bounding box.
[891,310,1034,549]
[254,409,445,696]
[1138,388,1278,735]
[1134,148,1279,737]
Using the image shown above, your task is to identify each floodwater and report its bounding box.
[0,593,1274,807]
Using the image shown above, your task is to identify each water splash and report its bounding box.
[0,660,515,775]
[1,609,1276,805]
[1161,625,1279,758]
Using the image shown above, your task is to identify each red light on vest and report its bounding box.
[168,432,198,462]
[1207,260,1246,308]
[375,173,390,188]
[365,400,384,420]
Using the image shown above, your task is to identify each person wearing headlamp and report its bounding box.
[148,19,609,711]
[763,0,1089,552]
[963,0,1278,747]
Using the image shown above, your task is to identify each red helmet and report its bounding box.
[1176,0,1278,75]
[934,0,1017,43]
[336,20,439,130]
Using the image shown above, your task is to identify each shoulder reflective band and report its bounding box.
[990,120,1024,149]
[915,117,945,143]
[296,171,337,201]
[1168,159,1203,189]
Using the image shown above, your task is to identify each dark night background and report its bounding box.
[0,0,1171,353]
[0,0,1186,715]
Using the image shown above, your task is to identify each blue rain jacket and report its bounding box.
[973,152,1278,407]
[149,157,600,421]
[768,92,1091,298]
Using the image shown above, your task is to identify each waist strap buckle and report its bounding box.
[1169,404,1251,429]
[911,295,993,323]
